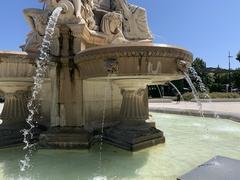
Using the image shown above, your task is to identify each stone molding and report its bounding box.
[75,44,193,63]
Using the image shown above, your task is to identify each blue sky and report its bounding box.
[0,0,239,69]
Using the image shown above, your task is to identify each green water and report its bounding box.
[0,113,240,180]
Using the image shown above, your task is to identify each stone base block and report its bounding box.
[39,127,92,149]
[0,128,23,148]
[103,124,165,151]
[0,123,42,148]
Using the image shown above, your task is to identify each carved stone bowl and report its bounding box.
[75,44,193,84]
[0,51,35,94]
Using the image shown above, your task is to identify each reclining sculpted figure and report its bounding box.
[112,0,152,40]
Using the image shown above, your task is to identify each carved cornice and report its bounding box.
[75,44,193,64]
[0,51,34,64]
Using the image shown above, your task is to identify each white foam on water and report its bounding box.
[93,176,108,180]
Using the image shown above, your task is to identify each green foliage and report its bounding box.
[236,51,240,62]
[191,58,208,91]
[232,69,240,87]
[182,92,240,101]
[192,58,207,77]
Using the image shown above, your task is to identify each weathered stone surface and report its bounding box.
[0,122,42,148]
[104,124,165,151]
[112,0,152,40]
[39,127,92,149]
[75,44,193,80]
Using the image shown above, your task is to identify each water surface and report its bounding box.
[0,113,240,180]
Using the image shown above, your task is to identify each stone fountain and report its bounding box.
[0,0,192,151]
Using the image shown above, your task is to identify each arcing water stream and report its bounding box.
[188,67,211,101]
[20,7,63,171]
[184,72,204,117]
[188,67,220,119]
[168,82,184,101]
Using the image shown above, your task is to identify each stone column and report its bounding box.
[68,24,86,54]
[120,88,148,125]
[49,64,60,127]
[0,91,28,125]
[60,26,70,57]
[105,79,165,151]
[113,79,151,124]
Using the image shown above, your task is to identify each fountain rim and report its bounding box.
[0,51,34,63]
[76,43,193,58]
[0,51,28,57]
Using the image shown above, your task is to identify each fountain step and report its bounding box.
[103,125,165,151]
[39,127,92,149]
[0,126,42,148]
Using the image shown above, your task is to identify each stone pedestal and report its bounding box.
[0,91,28,125]
[0,84,32,148]
[0,84,32,127]
[103,79,165,151]
[39,127,91,149]
[120,88,148,125]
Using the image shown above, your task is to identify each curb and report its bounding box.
[149,107,240,123]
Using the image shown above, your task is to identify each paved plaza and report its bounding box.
[149,100,240,121]
[1,101,239,121]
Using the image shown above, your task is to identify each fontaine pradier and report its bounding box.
[0,0,192,151]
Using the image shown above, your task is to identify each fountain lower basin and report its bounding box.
[0,44,193,151]
[0,113,240,179]
[64,43,193,151]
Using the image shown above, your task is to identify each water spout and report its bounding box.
[20,6,63,171]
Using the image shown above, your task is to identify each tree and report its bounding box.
[236,51,240,63]
[192,58,207,77]
[192,58,207,85]
[232,69,240,88]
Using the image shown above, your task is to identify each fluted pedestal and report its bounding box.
[104,79,165,151]
[0,84,32,148]
[120,88,148,125]
[0,91,28,125]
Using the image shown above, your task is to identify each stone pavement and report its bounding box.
[149,100,240,122]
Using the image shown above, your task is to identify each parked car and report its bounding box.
[231,88,240,93]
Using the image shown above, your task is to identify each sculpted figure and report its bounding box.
[71,0,83,19]
[112,0,152,40]
[22,0,60,55]
[81,0,97,30]
[101,12,126,43]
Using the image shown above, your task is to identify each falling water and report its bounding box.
[168,82,184,101]
[187,67,220,119]
[156,85,162,97]
[188,67,211,101]
[20,7,63,171]
[184,72,204,117]
[94,78,110,180]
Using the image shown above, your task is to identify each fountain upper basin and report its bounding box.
[75,44,193,83]
[0,51,35,93]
